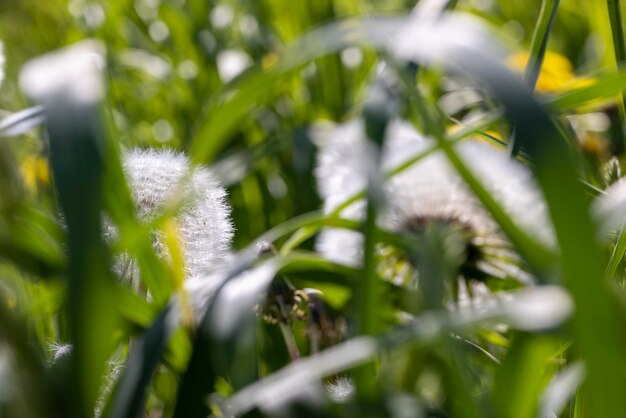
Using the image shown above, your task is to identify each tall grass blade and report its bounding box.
[20,40,119,418]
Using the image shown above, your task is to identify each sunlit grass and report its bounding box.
[2,0,626,417]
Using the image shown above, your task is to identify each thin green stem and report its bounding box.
[385,56,555,271]
[353,190,380,397]
[607,0,626,150]
[278,323,301,362]
[524,0,561,90]
[510,0,561,157]
[608,0,626,74]
[359,192,380,338]
[606,220,626,278]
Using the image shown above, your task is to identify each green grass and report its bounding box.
[2,0,626,417]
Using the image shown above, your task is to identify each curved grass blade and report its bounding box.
[548,71,626,109]
[172,259,277,418]
[0,105,45,137]
[509,0,560,157]
[524,0,561,90]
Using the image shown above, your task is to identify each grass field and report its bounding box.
[2,0,626,417]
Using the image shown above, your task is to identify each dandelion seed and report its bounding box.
[107,148,234,283]
[326,376,355,403]
[48,342,73,362]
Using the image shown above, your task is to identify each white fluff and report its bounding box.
[107,148,233,282]
[326,376,355,403]
[593,179,626,235]
[313,119,553,269]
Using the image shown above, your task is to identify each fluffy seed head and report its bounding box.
[107,148,233,282]
[313,119,553,284]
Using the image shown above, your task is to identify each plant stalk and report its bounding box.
[510,0,561,157]
[607,0,626,152]
[524,0,561,89]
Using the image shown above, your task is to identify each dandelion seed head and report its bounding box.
[107,148,233,282]
[313,119,371,220]
[316,228,364,268]
[313,119,553,284]
[388,139,553,247]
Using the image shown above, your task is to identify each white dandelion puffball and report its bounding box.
[107,148,233,282]
[313,119,553,270]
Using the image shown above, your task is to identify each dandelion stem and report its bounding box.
[607,0,626,151]
[353,198,380,396]
[359,197,380,338]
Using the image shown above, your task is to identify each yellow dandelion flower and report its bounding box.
[20,155,49,191]
[507,50,594,93]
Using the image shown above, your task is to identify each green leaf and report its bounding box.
[492,334,559,418]
[548,71,626,109]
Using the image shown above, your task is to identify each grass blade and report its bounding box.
[21,40,119,418]
[106,307,171,418]
[0,105,45,137]
[607,0,626,150]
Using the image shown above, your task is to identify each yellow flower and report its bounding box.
[507,51,594,93]
[20,155,49,191]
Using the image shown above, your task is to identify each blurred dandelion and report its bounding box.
[106,148,233,285]
[313,119,553,292]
